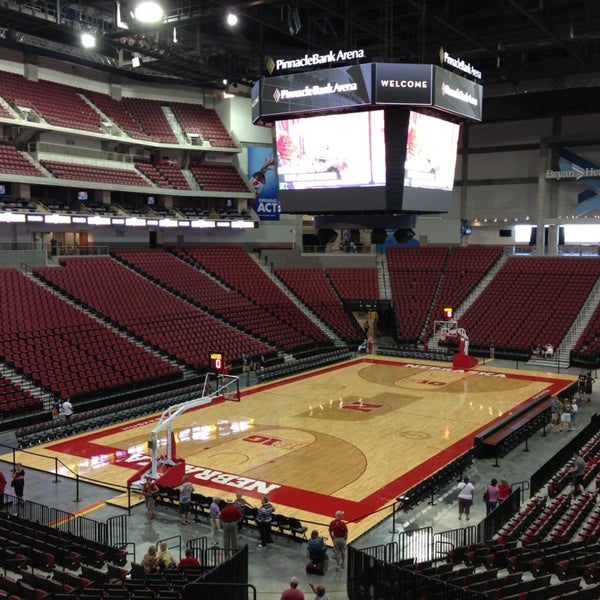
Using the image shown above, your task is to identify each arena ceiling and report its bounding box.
[1,1,600,108]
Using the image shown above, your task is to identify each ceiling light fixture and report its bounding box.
[80,32,96,49]
[226,12,238,26]
[134,1,164,24]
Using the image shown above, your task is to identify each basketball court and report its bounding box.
[4,357,576,541]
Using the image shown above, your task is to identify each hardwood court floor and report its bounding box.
[6,357,576,541]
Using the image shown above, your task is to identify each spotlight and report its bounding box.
[80,32,96,49]
[134,1,164,24]
[226,12,238,26]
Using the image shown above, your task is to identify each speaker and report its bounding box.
[370,228,387,244]
[149,230,157,248]
[317,228,338,244]
[393,228,415,244]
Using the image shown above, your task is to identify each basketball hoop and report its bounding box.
[434,320,458,344]
[218,374,241,402]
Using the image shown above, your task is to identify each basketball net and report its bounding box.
[434,320,458,344]
[217,374,241,402]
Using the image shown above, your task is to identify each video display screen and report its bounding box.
[405,111,460,191]
[275,108,459,214]
[275,110,385,191]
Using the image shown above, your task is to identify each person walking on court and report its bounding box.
[209,496,221,546]
[257,495,275,548]
[457,476,475,521]
[328,510,348,571]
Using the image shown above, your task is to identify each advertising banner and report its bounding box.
[248,146,280,221]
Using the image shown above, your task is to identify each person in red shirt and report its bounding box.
[328,510,348,571]
[220,499,243,551]
[141,477,159,524]
[280,576,304,600]
[178,548,201,568]
[497,474,511,502]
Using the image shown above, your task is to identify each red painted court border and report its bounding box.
[45,359,575,521]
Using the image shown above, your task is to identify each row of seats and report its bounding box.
[154,489,309,543]
[15,380,216,448]
[256,348,352,383]
[112,249,319,351]
[275,267,362,342]
[0,73,236,148]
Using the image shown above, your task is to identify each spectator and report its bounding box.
[157,541,176,570]
[51,400,61,420]
[309,583,328,600]
[141,545,159,573]
[571,398,578,430]
[559,399,572,432]
[328,510,348,571]
[0,469,6,508]
[484,478,500,515]
[178,547,201,568]
[220,498,243,551]
[62,398,74,423]
[585,371,594,403]
[497,474,511,502]
[142,476,159,524]
[209,496,221,547]
[550,395,562,429]
[307,529,328,567]
[178,475,194,525]
[577,372,587,400]
[281,576,304,600]
[457,476,475,521]
[11,463,25,509]
[571,452,586,495]
[257,495,275,548]
[234,491,253,537]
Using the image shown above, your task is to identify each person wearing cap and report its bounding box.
[280,576,304,599]
[141,476,159,524]
[178,475,194,525]
[220,498,243,551]
[328,510,348,571]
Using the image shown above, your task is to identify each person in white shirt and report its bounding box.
[62,399,74,423]
[457,476,475,521]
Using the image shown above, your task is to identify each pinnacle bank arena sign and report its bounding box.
[252,62,483,123]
